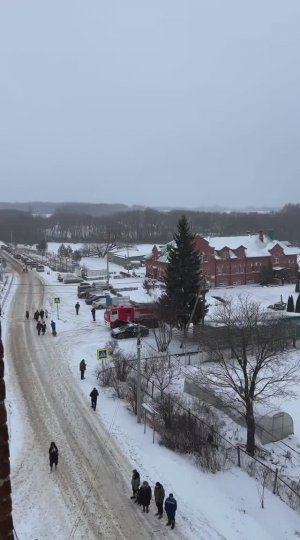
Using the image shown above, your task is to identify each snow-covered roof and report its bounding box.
[147,234,300,264]
[205,234,300,258]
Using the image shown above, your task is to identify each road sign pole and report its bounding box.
[137,325,142,424]
[57,304,59,319]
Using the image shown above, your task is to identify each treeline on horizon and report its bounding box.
[0,204,300,246]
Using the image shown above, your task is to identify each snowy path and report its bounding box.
[5,261,184,539]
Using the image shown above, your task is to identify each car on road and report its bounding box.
[111,323,149,339]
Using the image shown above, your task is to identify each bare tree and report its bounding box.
[197,295,300,456]
[146,356,180,397]
[81,240,118,258]
[153,321,173,352]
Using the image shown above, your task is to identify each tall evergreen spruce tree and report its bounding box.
[287,295,295,312]
[162,215,203,331]
[295,294,300,314]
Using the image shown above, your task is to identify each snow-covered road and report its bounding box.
[5,259,183,539]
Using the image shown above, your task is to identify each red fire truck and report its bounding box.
[104,301,158,329]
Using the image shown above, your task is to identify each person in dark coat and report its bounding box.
[50,320,56,336]
[80,359,86,380]
[90,387,99,410]
[49,442,58,471]
[138,481,152,513]
[154,482,165,518]
[34,310,39,321]
[41,321,46,335]
[91,307,96,322]
[39,309,45,320]
[131,469,140,499]
[165,493,177,529]
[75,302,80,315]
[25,310,29,320]
[36,321,42,335]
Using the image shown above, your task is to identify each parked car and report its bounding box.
[267,302,286,311]
[77,283,91,297]
[36,265,45,272]
[78,288,93,298]
[85,294,105,305]
[111,323,149,339]
[63,273,83,284]
[92,296,109,309]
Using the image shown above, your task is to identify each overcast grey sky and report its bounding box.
[1,1,300,209]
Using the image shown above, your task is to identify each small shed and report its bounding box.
[256,411,293,445]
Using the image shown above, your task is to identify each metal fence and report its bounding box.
[98,356,300,514]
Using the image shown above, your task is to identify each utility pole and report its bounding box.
[106,252,110,286]
[136,325,142,423]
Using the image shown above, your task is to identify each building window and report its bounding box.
[274,257,279,264]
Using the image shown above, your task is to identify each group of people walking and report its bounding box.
[33,308,48,321]
[36,320,47,335]
[131,470,177,529]
[26,308,57,336]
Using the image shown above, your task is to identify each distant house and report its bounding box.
[108,245,152,268]
[145,231,300,287]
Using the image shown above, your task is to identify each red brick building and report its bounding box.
[145,232,300,287]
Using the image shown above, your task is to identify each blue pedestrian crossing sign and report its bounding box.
[97,348,108,361]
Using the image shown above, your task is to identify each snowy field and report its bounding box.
[3,255,300,539]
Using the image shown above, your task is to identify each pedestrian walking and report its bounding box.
[138,481,152,513]
[91,307,96,322]
[25,310,29,320]
[131,469,140,500]
[34,310,39,321]
[41,321,46,335]
[39,309,45,320]
[80,359,86,380]
[75,302,80,315]
[154,482,165,518]
[50,320,56,336]
[36,321,42,336]
[49,442,58,471]
[45,308,48,318]
[165,493,177,529]
[90,387,99,410]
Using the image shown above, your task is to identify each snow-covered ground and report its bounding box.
[4,249,300,538]
[11,259,300,537]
